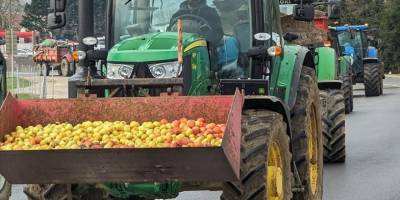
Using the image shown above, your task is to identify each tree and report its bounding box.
[341,0,384,29]
[20,0,49,33]
[0,1,23,29]
[380,0,400,72]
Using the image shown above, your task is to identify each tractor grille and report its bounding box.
[133,63,153,78]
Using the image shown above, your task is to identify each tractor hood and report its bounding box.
[107,32,199,63]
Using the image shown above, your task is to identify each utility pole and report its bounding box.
[8,0,14,84]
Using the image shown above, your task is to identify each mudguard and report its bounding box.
[270,44,315,110]
[315,47,337,81]
[363,46,379,63]
[314,47,342,90]
[244,96,292,138]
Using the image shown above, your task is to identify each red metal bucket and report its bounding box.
[0,92,243,184]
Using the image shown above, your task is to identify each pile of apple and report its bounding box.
[0,118,226,150]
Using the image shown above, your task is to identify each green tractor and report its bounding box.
[280,5,346,162]
[6,0,325,199]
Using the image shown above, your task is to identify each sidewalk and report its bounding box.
[9,76,68,99]
[385,73,400,78]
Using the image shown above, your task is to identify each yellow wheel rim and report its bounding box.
[307,105,319,195]
[267,142,284,200]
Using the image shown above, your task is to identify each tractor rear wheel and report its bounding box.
[221,110,292,200]
[320,90,346,163]
[364,63,381,97]
[380,73,384,95]
[60,58,70,77]
[341,75,353,114]
[292,67,323,200]
[40,63,50,77]
[0,175,11,200]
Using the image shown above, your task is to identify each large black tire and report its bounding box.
[364,63,381,97]
[60,58,70,77]
[292,67,323,200]
[221,110,292,200]
[341,75,354,114]
[40,63,50,77]
[380,72,384,95]
[319,90,330,163]
[320,89,346,163]
[0,175,11,200]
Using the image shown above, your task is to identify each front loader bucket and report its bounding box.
[0,92,243,184]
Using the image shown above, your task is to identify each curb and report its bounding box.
[385,74,400,78]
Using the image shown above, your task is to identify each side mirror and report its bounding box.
[368,37,378,47]
[328,0,341,20]
[47,12,66,29]
[47,0,67,29]
[0,39,5,46]
[49,0,66,12]
[293,4,315,22]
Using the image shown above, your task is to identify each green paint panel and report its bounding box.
[270,44,301,103]
[103,182,181,199]
[108,32,198,63]
[315,47,337,81]
[186,46,211,96]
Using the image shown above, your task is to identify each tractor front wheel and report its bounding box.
[40,63,50,77]
[320,90,346,163]
[292,67,323,200]
[221,110,292,200]
[341,75,354,114]
[60,58,70,77]
[364,63,381,97]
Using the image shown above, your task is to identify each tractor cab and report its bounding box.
[107,0,259,79]
[329,24,383,96]
[76,0,287,97]
[329,25,373,77]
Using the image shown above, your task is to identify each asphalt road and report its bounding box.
[175,76,400,200]
[324,77,400,200]
[9,77,400,200]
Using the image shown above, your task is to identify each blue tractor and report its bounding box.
[329,24,384,97]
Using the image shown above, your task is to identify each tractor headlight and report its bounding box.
[106,63,134,79]
[149,61,182,78]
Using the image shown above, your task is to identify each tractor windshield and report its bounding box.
[337,31,363,61]
[112,0,251,47]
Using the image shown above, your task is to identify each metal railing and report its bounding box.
[6,61,44,99]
